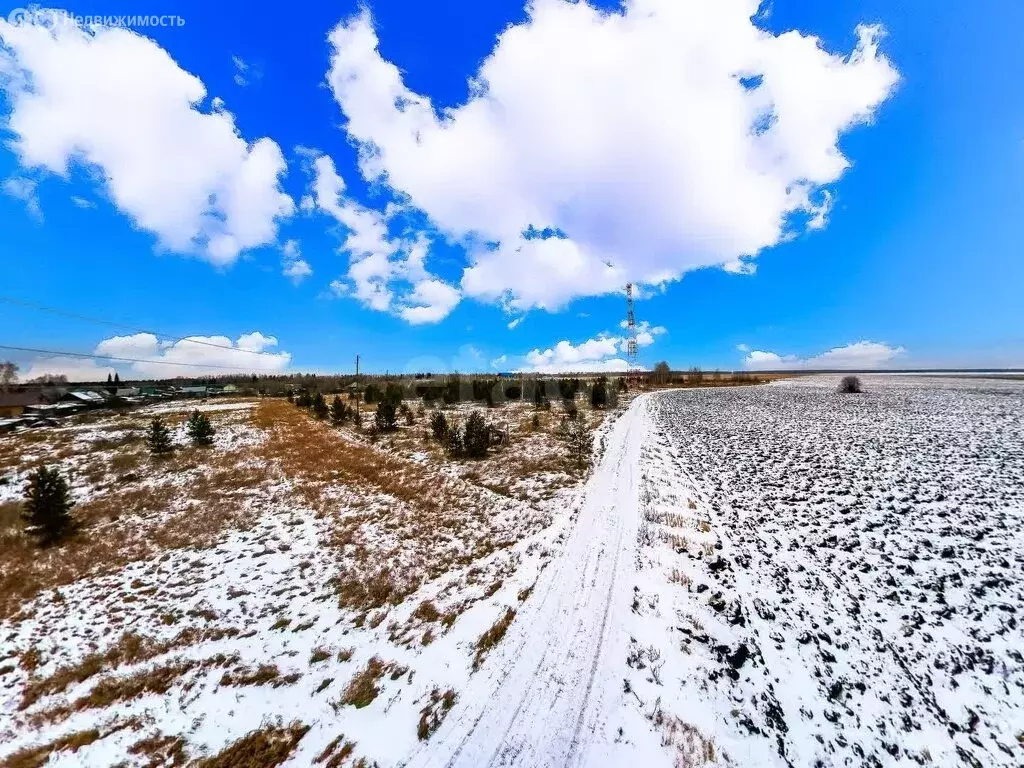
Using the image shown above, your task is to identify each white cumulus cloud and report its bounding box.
[280,239,312,284]
[325,0,898,310]
[0,14,293,265]
[304,152,460,322]
[93,332,291,378]
[742,340,905,370]
[518,324,667,373]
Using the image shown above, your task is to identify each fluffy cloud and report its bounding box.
[742,340,905,370]
[280,239,312,284]
[0,14,293,264]
[304,152,460,322]
[326,0,898,310]
[519,325,667,373]
[22,356,113,382]
[92,331,291,378]
[2,175,42,220]
[399,279,462,325]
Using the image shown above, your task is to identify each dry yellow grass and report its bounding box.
[339,657,387,709]
[2,728,101,768]
[193,722,310,768]
[35,653,239,725]
[473,608,516,670]
[0,408,271,619]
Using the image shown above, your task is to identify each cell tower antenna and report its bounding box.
[625,283,638,369]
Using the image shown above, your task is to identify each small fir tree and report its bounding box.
[590,378,608,409]
[444,422,464,457]
[463,411,490,459]
[22,466,74,547]
[330,395,347,424]
[312,392,329,419]
[286,390,294,404]
[147,417,173,456]
[400,403,414,426]
[375,401,398,432]
[430,411,448,441]
[565,419,593,470]
[186,410,215,446]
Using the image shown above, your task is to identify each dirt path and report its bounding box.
[404,396,651,768]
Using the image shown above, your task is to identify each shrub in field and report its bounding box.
[400,403,414,426]
[375,401,398,432]
[565,419,593,470]
[22,466,75,547]
[838,375,863,394]
[463,411,490,459]
[330,395,346,424]
[531,413,541,430]
[295,391,312,408]
[286,390,294,403]
[186,411,215,446]
[383,383,404,406]
[147,417,173,456]
[564,400,579,421]
[590,378,608,409]
[352,406,362,430]
[430,411,448,441]
[312,392,329,419]
[445,423,464,457]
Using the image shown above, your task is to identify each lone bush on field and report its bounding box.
[186,411,215,446]
[375,401,398,432]
[312,392,329,419]
[445,423,464,457]
[463,411,490,459]
[430,411,448,441]
[838,375,863,394]
[147,417,173,456]
[330,395,346,424]
[22,466,75,547]
[590,378,608,409]
[565,419,593,470]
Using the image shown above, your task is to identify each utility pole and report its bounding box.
[625,283,638,370]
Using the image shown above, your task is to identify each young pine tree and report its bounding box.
[565,419,593,471]
[22,466,75,547]
[430,411,448,441]
[330,395,346,424]
[444,422,464,457]
[147,417,173,456]
[463,411,491,459]
[312,392,329,419]
[590,378,609,409]
[375,401,398,432]
[186,410,215,446]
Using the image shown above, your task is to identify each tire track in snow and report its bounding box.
[404,396,650,768]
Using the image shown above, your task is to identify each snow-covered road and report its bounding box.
[406,395,651,768]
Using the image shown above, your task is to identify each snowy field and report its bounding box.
[1,378,1021,767]
[625,375,1024,767]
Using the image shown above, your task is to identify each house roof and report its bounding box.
[66,390,107,403]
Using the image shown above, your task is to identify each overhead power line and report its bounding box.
[0,344,273,372]
[0,294,284,359]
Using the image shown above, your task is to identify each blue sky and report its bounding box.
[0,0,1022,379]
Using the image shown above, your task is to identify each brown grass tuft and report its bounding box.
[193,721,309,768]
[473,608,515,671]
[340,657,386,709]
